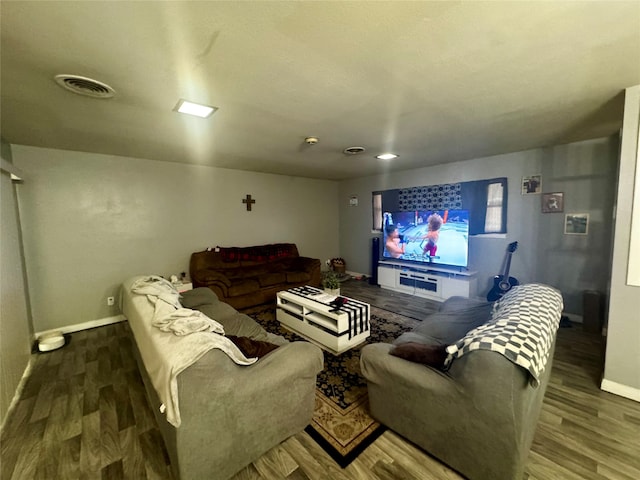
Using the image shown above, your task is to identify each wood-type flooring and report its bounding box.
[2,280,639,479]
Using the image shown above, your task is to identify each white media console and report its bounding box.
[377,261,477,301]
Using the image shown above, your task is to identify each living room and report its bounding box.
[2,2,639,479]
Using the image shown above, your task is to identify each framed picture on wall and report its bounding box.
[522,174,542,194]
[542,192,564,213]
[564,213,589,235]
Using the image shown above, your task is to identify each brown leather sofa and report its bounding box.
[190,243,321,310]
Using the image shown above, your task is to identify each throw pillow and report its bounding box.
[227,335,279,358]
[180,287,221,308]
[390,342,448,369]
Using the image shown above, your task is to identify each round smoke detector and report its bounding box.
[343,146,366,155]
[54,74,116,99]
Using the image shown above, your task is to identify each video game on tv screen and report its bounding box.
[382,209,469,268]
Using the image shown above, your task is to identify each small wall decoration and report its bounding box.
[542,192,564,213]
[242,194,256,211]
[564,213,589,235]
[349,195,359,207]
[522,174,542,194]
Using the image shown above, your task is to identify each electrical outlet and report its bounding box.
[107,296,115,306]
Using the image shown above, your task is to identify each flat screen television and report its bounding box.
[381,209,469,269]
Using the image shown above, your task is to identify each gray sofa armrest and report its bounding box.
[361,343,457,390]
[170,341,323,480]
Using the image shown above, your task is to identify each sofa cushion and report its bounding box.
[390,342,447,368]
[394,301,492,347]
[198,270,232,287]
[224,268,248,280]
[228,279,260,297]
[267,261,287,272]
[238,265,270,277]
[286,271,311,283]
[258,272,286,287]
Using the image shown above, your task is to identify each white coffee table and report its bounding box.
[276,285,370,354]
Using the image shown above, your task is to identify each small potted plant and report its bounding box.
[323,270,340,296]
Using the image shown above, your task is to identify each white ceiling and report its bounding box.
[2,1,639,180]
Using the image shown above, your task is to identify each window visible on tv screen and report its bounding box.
[382,209,469,268]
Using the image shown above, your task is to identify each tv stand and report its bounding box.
[377,261,477,302]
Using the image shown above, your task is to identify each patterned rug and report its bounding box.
[245,304,420,467]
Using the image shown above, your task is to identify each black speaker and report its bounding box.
[369,237,379,285]
[583,290,604,333]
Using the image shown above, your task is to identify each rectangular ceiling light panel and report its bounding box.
[175,99,218,118]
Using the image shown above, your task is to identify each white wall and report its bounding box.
[602,85,640,401]
[13,145,339,333]
[0,142,32,427]
[339,136,619,315]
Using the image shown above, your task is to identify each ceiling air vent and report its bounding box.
[343,146,366,155]
[54,74,116,99]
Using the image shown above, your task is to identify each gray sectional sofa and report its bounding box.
[122,277,324,480]
[361,284,563,480]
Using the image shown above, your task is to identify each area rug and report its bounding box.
[245,304,419,467]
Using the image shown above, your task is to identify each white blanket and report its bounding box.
[152,308,225,336]
[129,276,257,427]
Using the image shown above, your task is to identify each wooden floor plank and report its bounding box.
[275,435,329,480]
[344,438,394,479]
[79,410,102,475]
[138,428,171,480]
[526,450,597,480]
[372,431,465,480]
[253,443,299,479]
[99,385,121,468]
[119,426,147,480]
[10,419,46,480]
[2,281,639,480]
[230,463,264,480]
[57,435,82,480]
[372,459,420,480]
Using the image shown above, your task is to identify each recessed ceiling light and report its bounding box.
[376,153,398,160]
[344,146,366,155]
[174,99,217,118]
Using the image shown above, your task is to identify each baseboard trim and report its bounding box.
[346,270,367,279]
[601,379,640,402]
[35,314,126,339]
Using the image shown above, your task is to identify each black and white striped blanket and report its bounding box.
[444,284,563,386]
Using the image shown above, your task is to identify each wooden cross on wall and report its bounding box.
[242,194,256,211]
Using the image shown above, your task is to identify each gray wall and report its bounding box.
[603,85,640,398]
[12,145,339,333]
[339,136,619,315]
[1,141,32,427]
